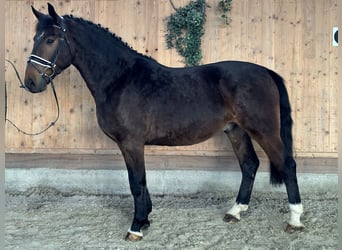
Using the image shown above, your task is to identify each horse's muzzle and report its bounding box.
[24,77,48,93]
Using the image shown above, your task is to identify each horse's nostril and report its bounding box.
[24,78,36,92]
[28,79,35,87]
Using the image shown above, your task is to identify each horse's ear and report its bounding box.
[47,3,61,25]
[31,5,44,20]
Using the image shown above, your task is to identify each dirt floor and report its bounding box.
[5,187,337,250]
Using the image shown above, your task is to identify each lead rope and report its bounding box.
[5,59,60,136]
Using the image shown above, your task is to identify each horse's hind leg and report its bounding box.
[283,157,304,232]
[223,123,260,223]
[251,133,304,231]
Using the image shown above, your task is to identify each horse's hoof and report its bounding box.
[285,223,305,233]
[125,232,143,241]
[223,213,240,224]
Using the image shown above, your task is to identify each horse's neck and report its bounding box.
[67,18,138,99]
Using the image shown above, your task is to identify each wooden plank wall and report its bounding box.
[5,0,338,158]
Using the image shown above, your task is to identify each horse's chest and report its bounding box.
[95,104,126,142]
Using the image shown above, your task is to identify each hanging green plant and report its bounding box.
[165,0,207,67]
[218,0,233,25]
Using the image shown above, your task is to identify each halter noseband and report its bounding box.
[27,16,69,81]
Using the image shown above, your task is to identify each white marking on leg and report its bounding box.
[127,228,143,237]
[288,203,304,227]
[227,203,249,220]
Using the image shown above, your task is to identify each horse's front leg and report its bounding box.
[118,141,152,241]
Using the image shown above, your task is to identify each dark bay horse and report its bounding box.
[24,3,304,241]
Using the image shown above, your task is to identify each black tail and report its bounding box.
[268,69,294,185]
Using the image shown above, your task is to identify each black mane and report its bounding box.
[63,15,156,62]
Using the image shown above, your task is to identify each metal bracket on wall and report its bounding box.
[333,27,338,47]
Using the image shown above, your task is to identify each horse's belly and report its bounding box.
[146,116,228,146]
[147,133,214,146]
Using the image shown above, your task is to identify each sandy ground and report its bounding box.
[6,187,337,250]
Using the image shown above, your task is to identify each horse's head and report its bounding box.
[24,3,73,93]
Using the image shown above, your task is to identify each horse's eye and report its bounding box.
[46,39,54,45]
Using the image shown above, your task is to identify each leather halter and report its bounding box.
[27,16,70,81]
